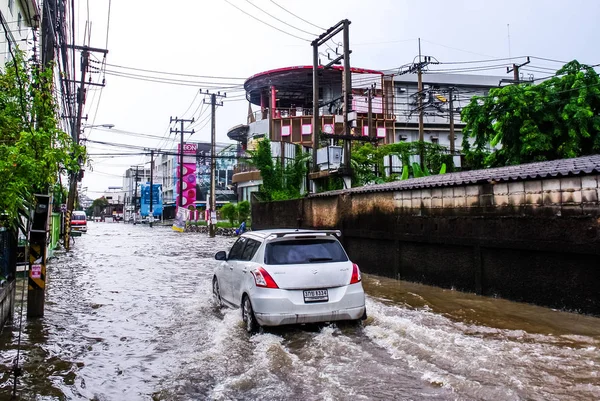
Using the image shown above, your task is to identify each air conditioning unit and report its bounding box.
[316,146,343,171]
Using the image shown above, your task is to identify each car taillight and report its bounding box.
[251,267,279,289]
[350,263,361,284]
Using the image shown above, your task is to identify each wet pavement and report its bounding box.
[1,222,599,400]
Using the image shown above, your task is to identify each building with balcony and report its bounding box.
[229,65,398,199]
[227,65,506,199]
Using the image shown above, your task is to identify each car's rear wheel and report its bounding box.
[212,277,222,307]
[242,295,259,333]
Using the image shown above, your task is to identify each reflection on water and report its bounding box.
[0,222,598,400]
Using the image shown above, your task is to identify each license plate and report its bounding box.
[303,289,328,303]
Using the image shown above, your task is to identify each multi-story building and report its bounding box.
[228,65,397,199]
[0,0,38,67]
[227,66,505,199]
[392,72,503,149]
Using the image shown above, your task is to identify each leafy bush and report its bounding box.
[220,203,237,227]
[237,201,250,223]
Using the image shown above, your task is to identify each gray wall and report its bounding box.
[252,174,600,315]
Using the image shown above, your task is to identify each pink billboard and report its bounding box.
[177,143,197,207]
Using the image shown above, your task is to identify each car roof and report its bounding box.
[243,229,342,241]
[73,211,86,214]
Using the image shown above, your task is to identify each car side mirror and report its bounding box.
[215,251,227,261]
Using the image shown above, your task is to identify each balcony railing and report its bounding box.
[249,107,315,123]
[233,163,257,174]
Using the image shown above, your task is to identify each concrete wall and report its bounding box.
[252,175,600,315]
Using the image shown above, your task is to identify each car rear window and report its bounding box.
[73,215,86,221]
[264,239,348,265]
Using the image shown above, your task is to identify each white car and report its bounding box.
[213,229,367,333]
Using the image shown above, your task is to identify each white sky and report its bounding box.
[79,0,600,197]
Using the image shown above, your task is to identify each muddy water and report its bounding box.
[1,222,599,400]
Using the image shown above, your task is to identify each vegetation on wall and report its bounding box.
[0,51,85,230]
[351,141,454,187]
[247,138,310,201]
[461,60,600,169]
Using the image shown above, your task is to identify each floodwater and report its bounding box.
[1,222,599,400]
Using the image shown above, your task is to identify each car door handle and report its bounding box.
[242,267,248,273]
[229,266,234,270]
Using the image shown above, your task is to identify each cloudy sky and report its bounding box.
[79,0,600,197]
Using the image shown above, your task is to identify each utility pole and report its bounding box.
[342,19,352,179]
[149,149,154,228]
[417,38,424,143]
[311,19,352,189]
[169,117,195,208]
[367,83,375,138]
[396,39,435,167]
[312,41,320,175]
[133,165,139,224]
[507,56,530,82]
[64,45,107,251]
[448,87,455,154]
[203,91,226,238]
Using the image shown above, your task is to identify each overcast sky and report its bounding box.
[79,0,600,197]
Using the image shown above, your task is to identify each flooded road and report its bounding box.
[1,222,599,400]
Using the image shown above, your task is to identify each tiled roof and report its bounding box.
[310,155,600,198]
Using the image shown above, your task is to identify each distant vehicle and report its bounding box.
[213,229,367,333]
[71,211,87,233]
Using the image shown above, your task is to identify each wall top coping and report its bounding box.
[310,155,600,198]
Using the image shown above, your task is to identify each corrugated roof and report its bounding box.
[310,155,600,198]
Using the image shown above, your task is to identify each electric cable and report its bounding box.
[223,0,311,42]
[268,0,325,30]
[244,0,317,36]
[105,62,246,80]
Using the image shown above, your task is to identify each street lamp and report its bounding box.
[81,123,115,140]
[82,123,115,129]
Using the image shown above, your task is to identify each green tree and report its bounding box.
[220,203,237,227]
[88,197,109,217]
[461,60,600,168]
[0,51,84,231]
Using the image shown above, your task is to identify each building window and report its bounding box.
[17,13,22,34]
[8,0,14,14]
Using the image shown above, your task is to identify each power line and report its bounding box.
[104,69,246,90]
[529,56,569,64]
[269,0,325,30]
[421,39,497,59]
[105,62,246,80]
[438,56,527,65]
[244,0,317,36]
[223,0,311,42]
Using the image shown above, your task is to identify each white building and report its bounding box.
[0,0,39,68]
[392,73,504,150]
